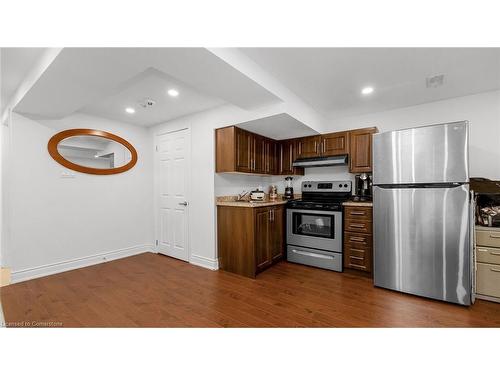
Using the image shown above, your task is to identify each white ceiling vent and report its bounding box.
[139,98,156,108]
[426,74,445,88]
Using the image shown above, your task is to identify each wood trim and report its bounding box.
[47,129,138,175]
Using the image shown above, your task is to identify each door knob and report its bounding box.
[178,201,188,206]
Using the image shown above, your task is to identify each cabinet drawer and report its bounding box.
[344,206,372,221]
[477,262,500,298]
[476,247,500,266]
[344,245,371,272]
[477,230,500,248]
[345,219,372,234]
[344,232,372,248]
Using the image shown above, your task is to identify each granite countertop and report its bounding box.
[216,199,288,208]
[342,200,373,207]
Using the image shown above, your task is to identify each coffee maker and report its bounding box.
[284,176,294,200]
[354,173,373,201]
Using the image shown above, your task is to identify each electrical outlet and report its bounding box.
[60,171,76,179]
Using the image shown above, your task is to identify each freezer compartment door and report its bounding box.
[373,185,471,305]
[373,121,469,185]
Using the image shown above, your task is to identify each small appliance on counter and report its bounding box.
[284,176,294,199]
[354,173,372,201]
[250,188,266,201]
[269,185,278,201]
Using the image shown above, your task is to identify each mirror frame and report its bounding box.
[48,129,138,175]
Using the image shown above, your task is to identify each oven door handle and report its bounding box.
[291,249,335,260]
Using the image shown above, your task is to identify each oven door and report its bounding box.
[286,208,342,253]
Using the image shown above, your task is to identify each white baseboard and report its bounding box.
[189,254,219,270]
[10,244,154,284]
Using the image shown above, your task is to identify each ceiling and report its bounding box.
[4,47,500,131]
[237,113,317,139]
[81,68,225,127]
[240,48,500,119]
[12,48,282,126]
[0,48,46,113]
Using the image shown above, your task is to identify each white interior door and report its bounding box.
[155,129,190,261]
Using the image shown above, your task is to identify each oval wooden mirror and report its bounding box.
[48,129,138,175]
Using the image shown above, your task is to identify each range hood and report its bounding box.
[292,155,348,168]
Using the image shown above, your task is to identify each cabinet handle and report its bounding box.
[490,234,500,239]
[349,224,365,228]
[292,249,335,260]
[350,256,364,260]
[491,252,500,256]
[350,236,366,243]
[351,237,365,242]
[490,268,500,273]
[350,211,366,215]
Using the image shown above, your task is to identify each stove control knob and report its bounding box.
[338,184,342,187]
[344,184,348,187]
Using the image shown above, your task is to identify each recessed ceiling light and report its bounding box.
[361,86,374,95]
[125,107,135,114]
[167,89,179,97]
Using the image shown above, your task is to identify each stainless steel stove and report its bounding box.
[286,180,351,272]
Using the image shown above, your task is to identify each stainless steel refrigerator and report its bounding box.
[373,121,473,305]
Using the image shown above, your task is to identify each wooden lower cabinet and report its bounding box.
[218,204,285,278]
[343,205,373,273]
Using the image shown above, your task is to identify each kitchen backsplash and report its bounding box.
[215,166,355,196]
[214,173,272,196]
[271,166,355,194]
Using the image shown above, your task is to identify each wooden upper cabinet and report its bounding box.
[279,139,304,176]
[216,125,376,175]
[235,128,252,172]
[321,131,349,157]
[296,136,321,159]
[216,126,278,175]
[349,127,377,173]
[252,134,265,174]
[264,139,278,175]
[297,132,349,159]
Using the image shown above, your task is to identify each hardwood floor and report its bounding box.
[2,252,500,327]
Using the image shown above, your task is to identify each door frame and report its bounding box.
[154,127,191,262]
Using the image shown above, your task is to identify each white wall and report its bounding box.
[5,112,153,279]
[328,90,500,180]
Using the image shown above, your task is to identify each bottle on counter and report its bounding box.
[269,185,278,201]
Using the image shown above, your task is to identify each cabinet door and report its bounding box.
[252,134,265,173]
[321,131,349,156]
[235,128,252,172]
[270,206,284,262]
[349,128,377,173]
[279,140,294,175]
[344,245,372,272]
[278,140,304,176]
[297,136,321,159]
[263,139,277,175]
[255,208,272,272]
